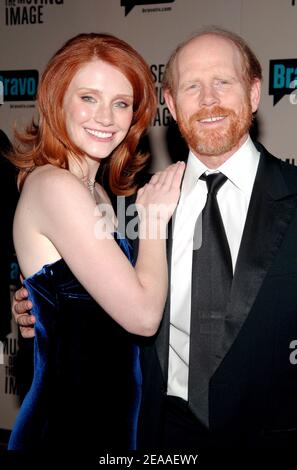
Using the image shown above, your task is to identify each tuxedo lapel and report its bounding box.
[125,190,172,383]
[221,147,297,359]
[155,219,173,382]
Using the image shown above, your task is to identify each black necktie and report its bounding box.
[188,172,233,427]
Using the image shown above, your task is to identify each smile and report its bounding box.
[85,128,113,139]
[199,116,226,123]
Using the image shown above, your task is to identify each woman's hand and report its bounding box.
[136,161,185,227]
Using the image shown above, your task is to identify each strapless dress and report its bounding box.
[8,234,141,452]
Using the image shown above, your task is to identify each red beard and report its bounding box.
[176,101,252,157]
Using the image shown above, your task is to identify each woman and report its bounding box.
[8,33,184,452]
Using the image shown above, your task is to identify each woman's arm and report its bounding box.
[15,162,184,336]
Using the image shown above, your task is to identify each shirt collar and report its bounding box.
[218,136,260,198]
[181,150,208,199]
[181,135,260,199]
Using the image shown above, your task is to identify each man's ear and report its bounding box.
[250,78,261,113]
[164,89,177,121]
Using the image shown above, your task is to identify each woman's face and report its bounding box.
[63,59,134,160]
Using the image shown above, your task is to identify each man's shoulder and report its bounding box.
[255,141,297,181]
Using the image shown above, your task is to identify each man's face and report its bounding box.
[165,34,261,165]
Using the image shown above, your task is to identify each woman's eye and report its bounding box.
[81,95,96,103]
[114,101,130,108]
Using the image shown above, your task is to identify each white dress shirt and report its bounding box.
[167,136,260,400]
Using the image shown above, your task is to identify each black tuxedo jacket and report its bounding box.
[134,143,297,449]
[0,130,18,340]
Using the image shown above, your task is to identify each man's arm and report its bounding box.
[12,285,35,338]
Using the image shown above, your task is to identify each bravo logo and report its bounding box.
[121,0,174,16]
[0,70,39,104]
[269,59,297,105]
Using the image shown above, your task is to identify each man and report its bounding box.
[137,27,297,451]
[13,28,297,450]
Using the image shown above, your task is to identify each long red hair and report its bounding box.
[10,33,157,195]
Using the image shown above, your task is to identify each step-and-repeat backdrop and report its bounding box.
[0,0,297,431]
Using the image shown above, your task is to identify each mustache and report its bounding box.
[189,106,235,124]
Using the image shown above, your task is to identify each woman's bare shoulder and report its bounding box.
[25,164,75,187]
[21,165,84,201]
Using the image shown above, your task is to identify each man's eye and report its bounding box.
[214,80,230,87]
[185,84,199,92]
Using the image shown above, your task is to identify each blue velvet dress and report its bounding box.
[8,235,141,452]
